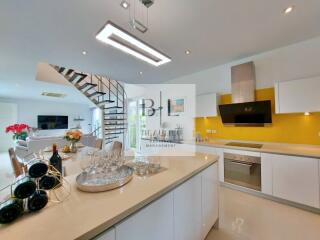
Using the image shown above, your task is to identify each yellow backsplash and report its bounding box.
[195,88,320,145]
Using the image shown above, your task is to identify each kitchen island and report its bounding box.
[0,153,219,240]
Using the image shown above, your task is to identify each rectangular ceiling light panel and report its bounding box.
[96,21,171,67]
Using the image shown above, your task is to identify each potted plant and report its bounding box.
[63,130,82,153]
[5,124,31,141]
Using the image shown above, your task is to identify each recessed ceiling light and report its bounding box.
[139,71,143,75]
[95,21,171,67]
[284,5,294,15]
[82,51,87,55]
[120,1,130,9]
[185,50,191,55]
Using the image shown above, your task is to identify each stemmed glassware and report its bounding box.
[79,147,125,179]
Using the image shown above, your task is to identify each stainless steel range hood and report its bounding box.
[219,61,272,126]
[231,62,256,103]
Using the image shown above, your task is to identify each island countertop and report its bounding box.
[0,153,218,240]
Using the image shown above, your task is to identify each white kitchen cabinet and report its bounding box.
[115,192,174,240]
[196,93,218,117]
[173,174,202,240]
[275,76,320,113]
[216,148,224,182]
[268,153,319,208]
[261,153,273,195]
[100,163,220,240]
[196,145,217,154]
[201,163,219,239]
[93,227,115,240]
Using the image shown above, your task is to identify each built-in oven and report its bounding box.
[224,151,261,191]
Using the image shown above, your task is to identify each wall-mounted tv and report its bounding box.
[38,115,68,130]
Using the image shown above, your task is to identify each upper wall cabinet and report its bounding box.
[275,76,320,113]
[196,93,218,117]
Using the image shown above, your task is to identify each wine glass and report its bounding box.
[78,147,97,173]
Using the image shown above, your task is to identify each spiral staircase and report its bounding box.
[51,65,127,146]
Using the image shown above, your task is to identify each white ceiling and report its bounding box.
[1,0,320,102]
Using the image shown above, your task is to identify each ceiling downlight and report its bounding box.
[284,5,295,15]
[120,1,129,9]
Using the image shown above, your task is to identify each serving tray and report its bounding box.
[76,165,133,193]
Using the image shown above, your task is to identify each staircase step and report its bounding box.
[104,106,123,110]
[78,83,97,91]
[104,123,126,126]
[104,118,126,121]
[105,127,126,130]
[65,69,74,76]
[87,91,106,98]
[74,73,88,84]
[97,100,115,105]
[58,67,66,73]
[104,112,125,115]
[105,132,124,135]
[105,136,118,140]
[69,73,87,83]
[105,132,125,135]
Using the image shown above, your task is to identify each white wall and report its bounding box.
[0,98,92,136]
[166,36,320,95]
[0,102,17,152]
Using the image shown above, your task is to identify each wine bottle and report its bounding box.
[12,175,37,199]
[0,198,24,224]
[27,190,48,212]
[39,175,56,190]
[49,144,62,187]
[28,160,48,178]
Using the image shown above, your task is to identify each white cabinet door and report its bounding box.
[196,93,218,117]
[174,174,202,240]
[275,76,320,113]
[93,227,115,240]
[201,163,219,240]
[115,192,174,240]
[270,153,319,208]
[216,148,224,182]
[261,153,273,195]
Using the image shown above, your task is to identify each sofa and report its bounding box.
[15,133,97,159]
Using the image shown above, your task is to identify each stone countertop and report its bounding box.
[195,139,320,158]
[0,153,218,240]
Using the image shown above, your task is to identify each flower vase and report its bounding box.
[69,142,77,153]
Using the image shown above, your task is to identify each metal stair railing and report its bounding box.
[50,64,127,148]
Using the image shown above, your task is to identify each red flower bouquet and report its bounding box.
[5,123,31,141]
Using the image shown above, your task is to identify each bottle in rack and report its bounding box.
[49,144,62,187]
[0,198,24,224]
[27,190,48,212]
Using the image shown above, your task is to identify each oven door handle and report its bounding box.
[229,160,253,166]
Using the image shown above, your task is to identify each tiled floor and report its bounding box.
[206,186,320,240]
